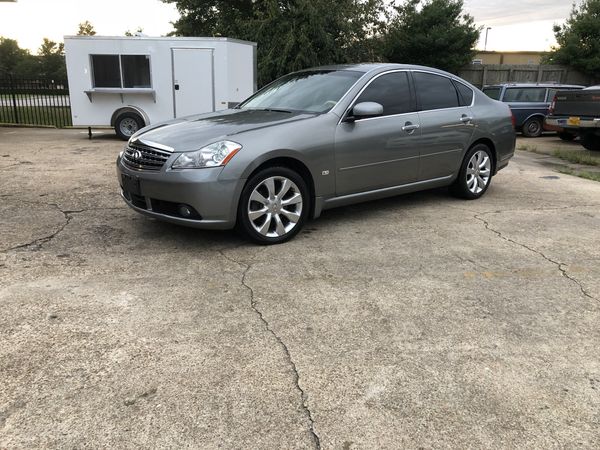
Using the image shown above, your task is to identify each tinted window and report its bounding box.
[483,87,502,100]
[414,72,459,110]
[454,81,474,106]
[239,70,362,113]
[355,72,413,116]
[547,88,562,102]
[121,55,151,88]
[503,87,546,103]
[91,55,121,88]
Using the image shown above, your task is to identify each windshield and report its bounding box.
[239,70,363,114]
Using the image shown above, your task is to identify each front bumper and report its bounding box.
[116,155,243,230]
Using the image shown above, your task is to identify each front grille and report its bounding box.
[122,142,171,171]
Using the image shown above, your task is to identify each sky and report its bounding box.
[0,0,575,54]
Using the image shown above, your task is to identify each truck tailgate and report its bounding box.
[553,89,600,117]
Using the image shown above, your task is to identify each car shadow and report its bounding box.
[132,186,458,247]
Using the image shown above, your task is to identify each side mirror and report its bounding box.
[348,102,384,121]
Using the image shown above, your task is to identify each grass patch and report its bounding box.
[0,106,71,127]
[552,149,600,166]
[558,168,600,182]
[519,143,600,167]
[517,144,538,152]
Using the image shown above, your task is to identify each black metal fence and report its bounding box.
[0,78,72,128]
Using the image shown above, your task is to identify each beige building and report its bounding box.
[473,51,548,65]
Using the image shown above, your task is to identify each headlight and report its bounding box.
[171,141,242,169]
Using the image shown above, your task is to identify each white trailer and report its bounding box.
[64,35,257,139]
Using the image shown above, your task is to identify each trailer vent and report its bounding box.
[122,142,171,171]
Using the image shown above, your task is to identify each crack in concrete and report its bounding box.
[475,214,598,303]
[1,204,120,253]
[219,248,321,450]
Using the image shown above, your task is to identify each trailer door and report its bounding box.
[172,48,214,118]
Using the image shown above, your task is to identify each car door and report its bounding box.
[413,71,475,181]
[334,71,420,196]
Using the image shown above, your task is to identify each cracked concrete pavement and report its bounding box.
[1,128,599,448]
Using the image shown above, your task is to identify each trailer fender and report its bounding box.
[110,106,149,127]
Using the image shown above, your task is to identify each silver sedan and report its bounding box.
[117,64,515,244]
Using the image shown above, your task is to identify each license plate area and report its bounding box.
[121,173,141,196]
[567,116,581,126]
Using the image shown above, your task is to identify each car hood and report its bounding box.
[132,109,318,152]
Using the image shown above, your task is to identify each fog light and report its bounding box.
[178,204,193,218]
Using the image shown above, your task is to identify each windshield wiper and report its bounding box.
[254,108,293,114]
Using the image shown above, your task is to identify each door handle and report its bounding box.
[460,115,473,123]
[402,122,420,133]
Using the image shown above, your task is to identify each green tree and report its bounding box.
[544,0,600,77]
[0,37,29,75]
[164,0,386,85]
[383,0,480,74]
[38,38,66,80]
[77,20,96,36]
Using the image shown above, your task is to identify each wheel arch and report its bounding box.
[110,106,149,127]
[469,138,498,174]
[243,155,317,219]
[523,113,545,125]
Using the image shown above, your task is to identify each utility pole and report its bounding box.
[484,27,492,51]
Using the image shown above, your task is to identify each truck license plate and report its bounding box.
[568,116,581,126]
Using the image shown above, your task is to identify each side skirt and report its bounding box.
[312,175,454,218]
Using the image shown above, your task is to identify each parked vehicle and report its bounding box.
[117,64,515,244]
[65,36,256,140]
[545,86,600,151]
[482,83,584,138]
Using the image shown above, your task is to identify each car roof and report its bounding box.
[483,83,585,89]
[299,63,457,77]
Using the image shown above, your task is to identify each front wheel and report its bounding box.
[237,167,310,244]
[451,144,494,200]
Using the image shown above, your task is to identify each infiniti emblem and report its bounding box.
[131,149,143,160]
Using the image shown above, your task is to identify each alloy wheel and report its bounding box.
[466,150,491,194]
[247,176,303,238]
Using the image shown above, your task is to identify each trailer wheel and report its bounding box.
[115,113,144,141]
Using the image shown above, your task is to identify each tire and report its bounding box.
[450,144,494,200]
[115,113,144,141]
[521,117,543,138]
[558,131,576,141]
[581,133,600,152]
[237,166,310,244]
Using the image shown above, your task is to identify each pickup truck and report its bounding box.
[545,86,600,151]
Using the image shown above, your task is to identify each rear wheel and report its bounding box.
[558,131,576,141]
[115,113,144,141]
[581,133,600,151]
[451,144,494,200]
[522,117,543,138]
[237,166,310,244]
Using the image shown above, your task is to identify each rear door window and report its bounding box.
[355,71,413,116]
[503,88,547,103]
[413,72,460,111]
[454,81,474,106]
